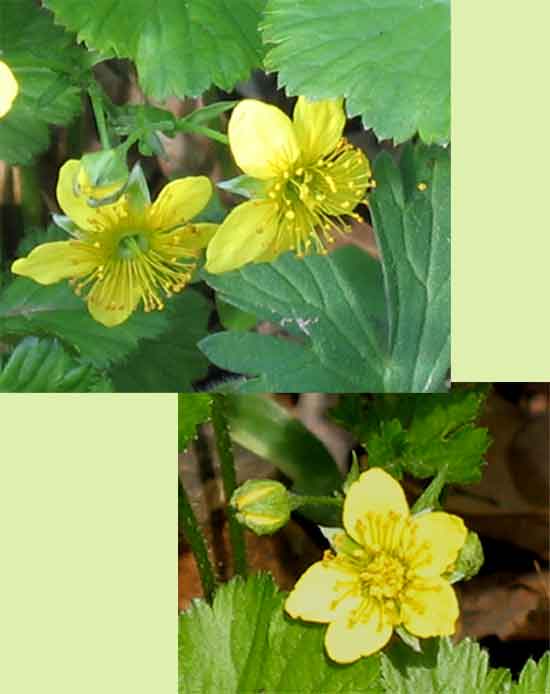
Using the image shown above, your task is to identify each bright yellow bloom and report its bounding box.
[12,160,217,327]
[0,60,19,118]
[285,468,467,664]
[205,97,373,274]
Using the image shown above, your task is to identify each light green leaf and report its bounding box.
[223,394,342,498]
[178,394,213,452]
[0,0,87,164]
[110,290,211,392]
[381,638,512,694]
[201,145,449,393]
[263,0,450,144]
[331,388,491,484]
[45,0,267,100]
[179,573,383,694]
[511,653,550,694]
[0,337,111,392]
[0,278,168,369]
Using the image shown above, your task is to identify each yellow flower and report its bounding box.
[285,468,467,664]
[12,160,217,327]
[0,59,19,119]
[205,97,373,274]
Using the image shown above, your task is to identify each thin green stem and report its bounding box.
[178,478,217,603]
[88,84,111,149]
[211,395,248,577]
[18,165,43,229]
[174,120,229,145]
[289,494,344,511]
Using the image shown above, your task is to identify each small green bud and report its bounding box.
[231,479,291,536]
[77,149,129,206]
[448,530,484,583]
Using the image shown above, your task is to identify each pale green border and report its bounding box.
[452,1,550,381]
[0,394,176,693]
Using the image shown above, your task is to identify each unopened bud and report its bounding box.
[231,479,291,536]
[76,149,129,206]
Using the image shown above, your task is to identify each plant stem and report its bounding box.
[211,395,248,577]
[289,494,344,511]
[88,84,111,149]
[178,478,217,603]
[174,120,229,145]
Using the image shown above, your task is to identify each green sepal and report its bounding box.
[447,531,484,584]
[217,175,269,199]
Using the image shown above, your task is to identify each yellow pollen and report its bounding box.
[417,182,428,191]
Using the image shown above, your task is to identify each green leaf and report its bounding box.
[0,0,87,164]
[201,144,449,393]
[46,0,266,100]
[0,337,111,392]
[263,0,450,144]
[370,145,450,392]
[332,388,491,484]
[0,278,168,369]
[381,638,512,694]
[216,295,257,332]
[223,394,342,498]
[110,290,211,391]
[511,653,550,694]
[179,573,383,694]
[178,394,213,452]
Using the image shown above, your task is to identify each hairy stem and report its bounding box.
[211,395,248,577]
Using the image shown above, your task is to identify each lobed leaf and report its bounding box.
[45,0,267,100]
[263,0,450,144]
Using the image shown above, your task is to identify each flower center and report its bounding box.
[360,553,406,600]
[117,232,150,259]
[266,138,373,256]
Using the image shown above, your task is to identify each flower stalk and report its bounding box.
[178,478,217,603]
[211,395,248,577]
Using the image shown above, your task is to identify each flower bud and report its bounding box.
[76,149,129,206]
[231,479,291,536]
[449,530,484,583]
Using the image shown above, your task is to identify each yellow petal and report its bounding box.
[0,60,19,119]
[410,512,468,577]
[184,223,218,251]
[87,285,141,328]
[57,160,106,232]
[285,560,361,624]
[343,468,410,544]
[402,577,459,638]
[325,609,393,663]
[204,200,279,274]
[11,241,99,284]
[292,97,346,165]
[149,176,212,230]
[228,100,300,179]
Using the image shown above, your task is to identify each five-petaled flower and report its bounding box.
[0,59,19,119]
[285,468,467,664]
[205,96,374,274]
[12,160,217,327]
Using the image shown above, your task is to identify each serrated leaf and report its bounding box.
[178,394,213,452]
[381,638,512,694]
[45,0,266,100]
[201,145,449,393]
[0,0,87,164]
[0,337,111,392]
[332,388,491,484]
[263,0,450,144]
[0,277,168,369]
[179,573,383,694]
[511,653,550,694]
[110,290,210,392]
